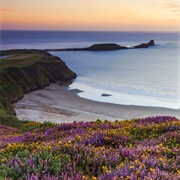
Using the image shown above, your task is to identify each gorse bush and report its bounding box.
[0,116,179,180]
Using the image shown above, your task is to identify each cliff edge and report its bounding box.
[0,49,76,126]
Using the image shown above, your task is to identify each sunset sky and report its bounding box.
[0,0,179,31]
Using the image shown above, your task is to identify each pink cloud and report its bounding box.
[0,8,14,12]
[166,2,179,15]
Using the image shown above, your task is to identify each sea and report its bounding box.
[1,30,179,109]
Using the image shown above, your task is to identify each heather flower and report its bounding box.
[0,116,179,179]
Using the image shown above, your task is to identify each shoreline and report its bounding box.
[13,82,180,123]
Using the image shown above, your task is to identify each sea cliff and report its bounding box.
[0,49,76,126]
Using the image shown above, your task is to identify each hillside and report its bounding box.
[0,116,179,179]
[0,49,76,127]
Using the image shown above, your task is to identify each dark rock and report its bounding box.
[101,93,112,97]
[133,40,155,48]
[86,43,127,51]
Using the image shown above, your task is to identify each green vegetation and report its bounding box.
[0,109,28,128]
[0,49,76,127]
[0,49,48,56]
[0,117,179,179]
[0,50,55,69]
[0,56,44,66]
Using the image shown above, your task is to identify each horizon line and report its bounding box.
[1,29,179,33]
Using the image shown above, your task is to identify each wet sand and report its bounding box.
[13,83,180,123]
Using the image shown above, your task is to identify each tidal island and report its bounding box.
[45,40,155,51]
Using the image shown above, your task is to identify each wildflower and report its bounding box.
[135,171,140,176]
[147,148,151,152]
[58,141,62,145]
[102,166,108,173]
[1,158,7,163]
[149,167,155,172]
[47,145,51,150]
[76,135,81,141]
[82,175,88,180]
[101,146,105,150]
[141,164,145,168]
[134,159,140,164]
[119,163,123,168]
[1,116,179,179]
[91,176,97,180]
[125,176,130,180]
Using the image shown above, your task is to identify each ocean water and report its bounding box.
[1,30,179,109]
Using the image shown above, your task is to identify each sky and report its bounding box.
[0,0,179,31]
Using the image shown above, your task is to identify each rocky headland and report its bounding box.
[46,40,155,51]
[0,49,76,126]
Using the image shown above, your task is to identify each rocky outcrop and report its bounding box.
[46,40,155,51]
[133,40,155,48]
[85,43,127,51]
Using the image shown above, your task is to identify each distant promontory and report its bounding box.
[46,40,155,51]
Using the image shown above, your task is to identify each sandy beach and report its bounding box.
[13,82,180,123]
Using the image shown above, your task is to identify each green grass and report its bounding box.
[0,55,48,68]
[0,60,18,65]
[0,49,48,56]
[0,56,43,62]
[0,109,28,128]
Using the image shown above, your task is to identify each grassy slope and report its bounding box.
[0,117,179,179]
[0,50,76,127]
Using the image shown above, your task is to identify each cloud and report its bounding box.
[164,19,178,22]
[0,8,23,14]
[0,8,14,12]
[114,15,132,21]
[165,1,179,15]
[120,15,131,19]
